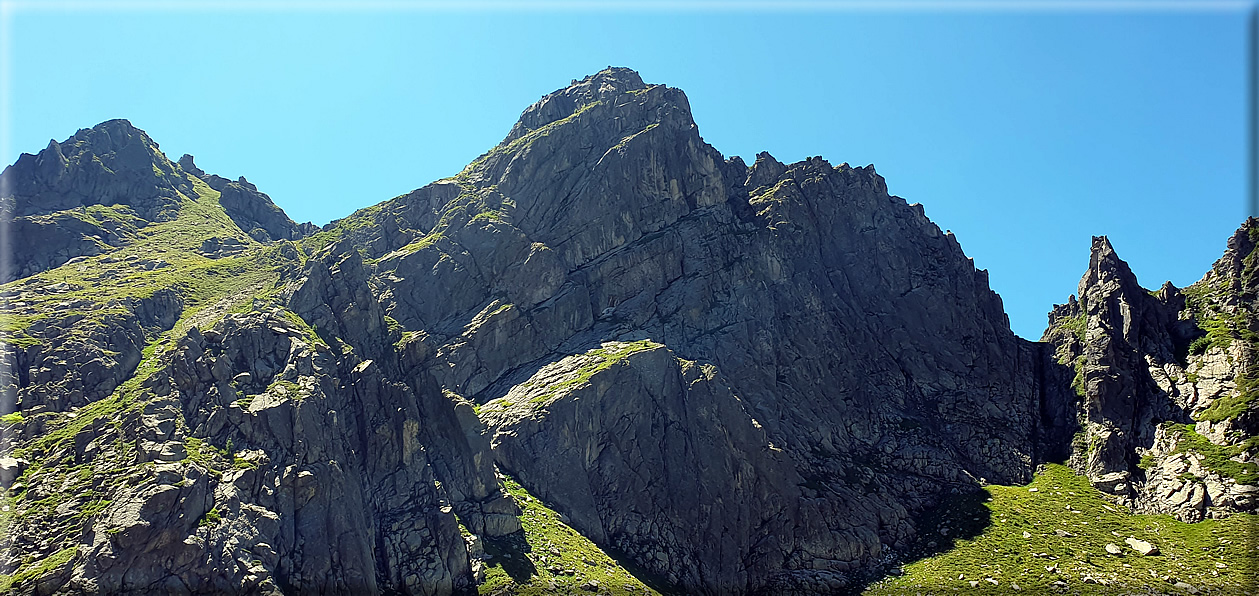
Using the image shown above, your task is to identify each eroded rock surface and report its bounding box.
[2,68,1253,595]
[1042,226,1258,521]
[300,67,1062,593]
[179,155,308,242]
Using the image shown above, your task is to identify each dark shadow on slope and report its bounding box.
[487,467,682,595]
[481,530,537,583]
[845,486,993,595]
[598,543,682,596]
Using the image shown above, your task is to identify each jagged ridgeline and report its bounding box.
[0,68,1253,595]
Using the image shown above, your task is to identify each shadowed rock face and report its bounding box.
[293,67,1056,593]
[0,120,191,282]
[1,68,1253,595]
[2,119,192,221]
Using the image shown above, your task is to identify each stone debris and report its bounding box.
[1125,537,1160,556]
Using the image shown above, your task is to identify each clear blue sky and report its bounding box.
[3,2,1252,340]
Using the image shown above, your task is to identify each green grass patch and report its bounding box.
[391,231,444,257]
[0,176,288,356]
[377,189,517,264]
[478,475,660,596]
[863,464,1257,595]
[612,123,658,151]
[198,506,221,528]
[394,329,425,351]
[266,379,304,399]
[1171,424,1259,484]
[522,340,661,407]
[1182,274,1254,359]
[185,435,248,477]
[383,314,403,335]
[1070,355,1087,398]
[469,210,507,225]
[16,390,137,463]
[300,201,392,256]
[278,309,323,347]
[488,303,514,318]
[1196,388,1256,423]
[0,546,78,592]
[79,497,112,519]
[0,312,50,348]
[1063,312,1087,345]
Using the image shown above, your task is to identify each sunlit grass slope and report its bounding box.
[478,476,662,596]
[864,464,1256,595]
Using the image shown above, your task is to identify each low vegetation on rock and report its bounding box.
[0,68,1253,595]
[865,464,1255,594]
[476,476,660,596]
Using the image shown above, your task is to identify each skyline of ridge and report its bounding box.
[2,7,1251,340]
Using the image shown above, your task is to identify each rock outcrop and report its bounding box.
[287,67,1054,593]
[1,68,1253,595]
[2,120,191,221]
[1042,226,1258,521]
[0,123,307,283]
[0,119,191,282]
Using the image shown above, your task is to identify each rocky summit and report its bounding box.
[0,68,1253,595]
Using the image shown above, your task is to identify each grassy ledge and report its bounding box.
[524,340,660,407]
[462,101,602,176]
[0,176,282,344]
[1170,424,1259,485]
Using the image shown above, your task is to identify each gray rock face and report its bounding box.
[481,342,885,593]
[305,67,1058,593]
[0,120,191,282]
[0,124,304,284]
[3,308,483,595]
[5,207,143,281]
[1,120,191,221]
[5,286,182,414]
[3,68,1254,595]
[1042,225,1258,521]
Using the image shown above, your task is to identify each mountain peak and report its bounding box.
[1080,234,1140,298]
[572,66,647,93]
[500,67,686,147]
[62,119,167,167]
[1,118,190,221]
[5,70,1258,596]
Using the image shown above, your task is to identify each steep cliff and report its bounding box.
[0,68,1252,595]
[0,125,494,594]
[1042,227,1258,522]
[285,68,1058,592]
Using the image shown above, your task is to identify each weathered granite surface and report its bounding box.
[1,68,1252,595]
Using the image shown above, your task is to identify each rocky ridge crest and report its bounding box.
[0,68,1253,595]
